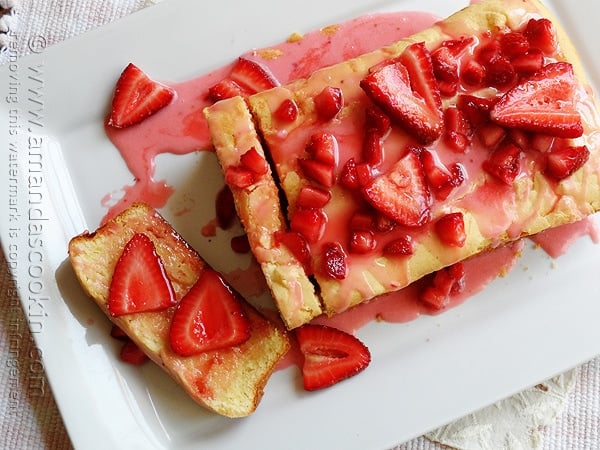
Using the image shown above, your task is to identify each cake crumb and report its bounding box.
[321,24,340,36]
[257,48,283,60]
[287,32,303,43]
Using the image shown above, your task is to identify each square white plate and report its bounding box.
[2,0,600,449]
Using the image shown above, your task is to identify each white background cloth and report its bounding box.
[0,1,598,449]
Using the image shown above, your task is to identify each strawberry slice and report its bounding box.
[108,63,175,128]
[314,86,344,121]
[320,242,348,280]
[295,324,371,391]
[274,98,299,123]
[207,78,248,103]
[360,42,443,144]
[290,208,327,244]
[229,57,280,94]
[108,233,177,316]
[482,141,521,185]
[383,235,414,256]
[545,145,590,181]
[490,62,583,138]
[119,340,148,365]
[215,185,236,229]
[362,149,432,227]
[240,147,269,175]
[274,231,312,273]
[169,268,251,356]
[434,212,466,247]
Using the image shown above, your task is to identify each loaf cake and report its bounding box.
[205,0,600,327]
[68,203,290,417]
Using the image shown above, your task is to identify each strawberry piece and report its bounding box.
[110,325,129,341]
[545,145,590,181]
[360,42,443,144]
[169,269,251,356]
[490,62,583,138]
[230,234,251,254]
[419,262,465,311]
[363,150,432,226]
[306,131,339,166]
[499,31,530,59]
[229,57,280,94]
[383,235,414,256]
[444,106,472,140]
[296,185,331,209]
[482,141,521,185]
[225,165,256,189]
[240,147,269,175]
[314,86,344,121]
[432,46,459,83]
[461,59,485,87]
[434,212,466,247]
[477,122,506,149]
[349,230,376,254]
[444,131,470,153]
[340,158,361,190]
[274,230,312,272]
[298,158,335,188]
[440,36,475,57]
[215,185,236,229]
[531,134,555,153]
[320,242,348,280]
[108,63,175,128]
[362,130,384,166]
[364,105,391,135]
[511,49,544,76]
[349,212,374,231]
[108,233,176,316]
[484,56,516,88]
[456,95,495,129]
[119,340,148,365]
[295,324,371,391]
[207,78,248,103]
[420,149,463,200]
[290,208,327,244]
[524,18,557,55]
[274,98,299,123]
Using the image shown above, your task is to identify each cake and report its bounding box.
[68,203,290,418]
[205,0,600,327]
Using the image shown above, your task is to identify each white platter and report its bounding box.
[1,0,600,449]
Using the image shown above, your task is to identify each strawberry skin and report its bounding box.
[108,63,175,128]
[362,149,432,227]
[295,324,371,391]
[490,62,583,138]
[169,268,251,356]
[108,233,177,316]
[230,57,280,94]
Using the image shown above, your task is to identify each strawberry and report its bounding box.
[460,59,485,87]
[420,149,464,200]
[215,185,236,230]
[431,46,459,83]
[108,63,175,128]
[119,340,148,365]
[499,31,530,59]
[511,49,544,76]
[360,42,443,144]
[306,131,339,166]
[230,234,251,254]
[296,185,331,209]
[419,262,465,311]
[108,233,176,316]
[364,105,391,135]
[110,325,129,341]
[477,122,506,149]
[295,324,371,391]
[298,158,335,187]
[225,165,255,189]
[362,130,384,166]
[290,208,327,244]
[229,57,280,94]
[207,78,247,103]
[482,141,521,185]
[274,230,312,272]
[524,18,557,55]
[440,36,475,57]
[314,86,344,121]
[340,158,361,190]
[434,212,466,247]
[484,56,516,88]
[240,147,269,175]
[545,145,590,181]
[456,95,495,129]
[490,62,583,138]
[169,268,251,356]
[363,150,432,227]
[383,235,414,256]
[349,230,376,254]
[349,212,374,231]
[274,98,299,123]
[320,242,348,280]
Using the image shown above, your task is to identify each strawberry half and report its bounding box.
[490,62,583,138]
[229,57,280,94]
[295,324,371,391]
[360,42,443,144]
[362,149,432,227]
[169,268,251,356]
[108,63,175,128]
[108,233,176,316]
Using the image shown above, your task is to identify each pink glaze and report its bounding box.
[102,11,439,223]
[530,217,600,258]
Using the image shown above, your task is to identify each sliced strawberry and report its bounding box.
[419,262,466,311]
[482,141,521,185]
[207,78,248,103]
[320,242,348,280]
[349,230,376,254]
[110,325,129,341]
[298,158,335,187]
[314,86,344,121]
[484,56,516,88]
[477,122,506,149]
[240,147,269,175]
[361,43,443,144]
[444,131,470,153]
[225,165,256,189]
[420,149,463,200]
[435,212,466,247]
[440,36,475,57]
[383,235,414,256]
[296,324,371,391]
[545,145,590,181]
[274,98,299,123]
[274,230,312,272]
[169,268,251,356]
[340,157,361,190]
[290,208,327,244]
[499,31,530,59]
[363,150,432,227]
[364,105,391,135]
[229,57,280,94]
[306,131,339,166]
[215,185,236,229]
[362,130,384,166]
[511,49,544,76]
[456,94,495,129]
[349,212,374,231]
[524,18,557,55]
[432,46,459,83]
[108,233,176,316]
[490,62,583,138]
[444,105,471,134]
[461,59,485,87]
[296,185,331,209]
[108,63,175,128]
[119,340,148,365]
[230,234,251,254]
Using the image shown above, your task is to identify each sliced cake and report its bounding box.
[205,0,600,325]
[68,203,290,417]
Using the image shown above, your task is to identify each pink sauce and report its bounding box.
[102,10,598,354]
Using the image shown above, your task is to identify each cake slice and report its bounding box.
[205,0,600,327]
[68,203,290,418]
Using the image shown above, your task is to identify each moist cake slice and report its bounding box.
[206,0,600,326]
[68,203,290,417]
